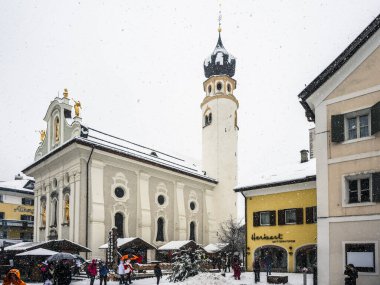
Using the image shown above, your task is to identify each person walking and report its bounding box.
[225,254,231,273]
[2,269,26,285]
[55,260,72,285]
[154,263,163,285]
[87,259,97,285]
[118,260,126,285]
[344,264,358,285]
[124,259,134,285]
[253,257,261,283]
[232,256,241,280]
[99,261,109,285]
[264,252,273,276]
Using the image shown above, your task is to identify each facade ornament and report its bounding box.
[42,205,46,226]
[65,198,70,223]
[73,99,82,117]
[63,88,69,98]
[39,130,46,142]
[54,118,60,143]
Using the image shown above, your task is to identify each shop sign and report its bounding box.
[13,206,33,214]
[251,233,283,241]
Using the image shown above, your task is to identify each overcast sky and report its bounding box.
[1,1,379,194]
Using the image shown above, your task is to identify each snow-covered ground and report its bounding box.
[19,272,313,285]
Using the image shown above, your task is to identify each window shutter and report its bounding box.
[278,210,285,225]
[21,198,25,205]
[371,101,380,135]
[253,212,260,227]
[296,208,304,224]
[372,172,380,203]
[331,114,345,143]
[306,207,313,224]
[270,211,276,226]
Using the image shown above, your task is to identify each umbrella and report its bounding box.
[121,254,138,261]
[46,252,76,262]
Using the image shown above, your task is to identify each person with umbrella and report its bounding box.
[54,259,72,285]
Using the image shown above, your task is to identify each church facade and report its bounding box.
[23,32,239,259]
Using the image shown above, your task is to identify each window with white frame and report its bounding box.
[345,243,376,273]
[260,212,270,226]
[285,209,297,224]
[346,175,372,204]
[346,111,370,140]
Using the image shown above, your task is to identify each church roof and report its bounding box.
[23,127,217,184]
[298,14,380,122]
[204,32,236,78]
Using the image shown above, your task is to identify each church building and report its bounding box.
[22,30,239,259]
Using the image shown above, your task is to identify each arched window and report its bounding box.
[156,217,165,242]
[204,112,212,127]
[115,213,124,238]
[51,198,58,227]
[189,221,196,242]
[208,113,212,124]
[54,117,60,143]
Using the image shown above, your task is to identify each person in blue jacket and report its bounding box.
[99,261,109,285]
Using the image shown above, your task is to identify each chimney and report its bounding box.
[14,173,23,180]
[300,150,309,163]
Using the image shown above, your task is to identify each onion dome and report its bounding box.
[204,33,236,78]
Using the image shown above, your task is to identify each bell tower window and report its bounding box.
[216,82,223,92]
[204,112,212,127]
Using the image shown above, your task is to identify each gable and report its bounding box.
[325,45,380,101]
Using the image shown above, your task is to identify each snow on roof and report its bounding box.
[0,178,34,193]
[158,240,194,251]
[203,243,229,253]
[237,158,316,189]
[4,241,41,251]
[76,128,215,182]
[16,248,58,256]
[98,237,137,249]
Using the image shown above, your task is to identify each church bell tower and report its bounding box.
[202,25,238,225]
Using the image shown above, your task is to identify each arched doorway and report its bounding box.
[254,245,288,272]
[295,245,317,272]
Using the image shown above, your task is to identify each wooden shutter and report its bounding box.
[371,101,380,135]
[372,172,380,203]
[253,212,260,227]
[278,210,285,225]
[296,208,304,224]
[306,207,313,224]
[270,211,276,226]
[331,114,345,143]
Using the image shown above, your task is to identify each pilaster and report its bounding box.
[138,172,152,242]
[57,178,63,239]
[74,172,81,243]
[45,185,50,241]
[174,182,187,240]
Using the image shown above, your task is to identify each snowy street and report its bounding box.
[17,272,313,285]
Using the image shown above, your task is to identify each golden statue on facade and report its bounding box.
[73,100,82,117]
[55,118,60,143]
[42,206,46,226]
[63,88,69,98]
[39,130,46,142]
[65,199,70,223]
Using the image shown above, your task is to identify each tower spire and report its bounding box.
[218,3,222,33]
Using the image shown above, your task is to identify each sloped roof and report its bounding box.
[298,14,380,122]
[235,158,316,191]
[24,127,217,184]
[4,239,91,253]
[203,243,229,253]
[158,240,196,251]
[0,178,34,194]
[99,237,156,250]
[16,248,58,256]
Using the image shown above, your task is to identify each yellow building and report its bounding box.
[0,175,34,241]
[235,151,316,273]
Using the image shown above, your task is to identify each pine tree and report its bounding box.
[168,249,207,282]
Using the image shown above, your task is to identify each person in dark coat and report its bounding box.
[253,257,261,283]
[154,263,163,285]
[344,264,358,285]
[99,261,109,285]
[264,252,273,276]
[54,260,72,285]
[232,256,241,280]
